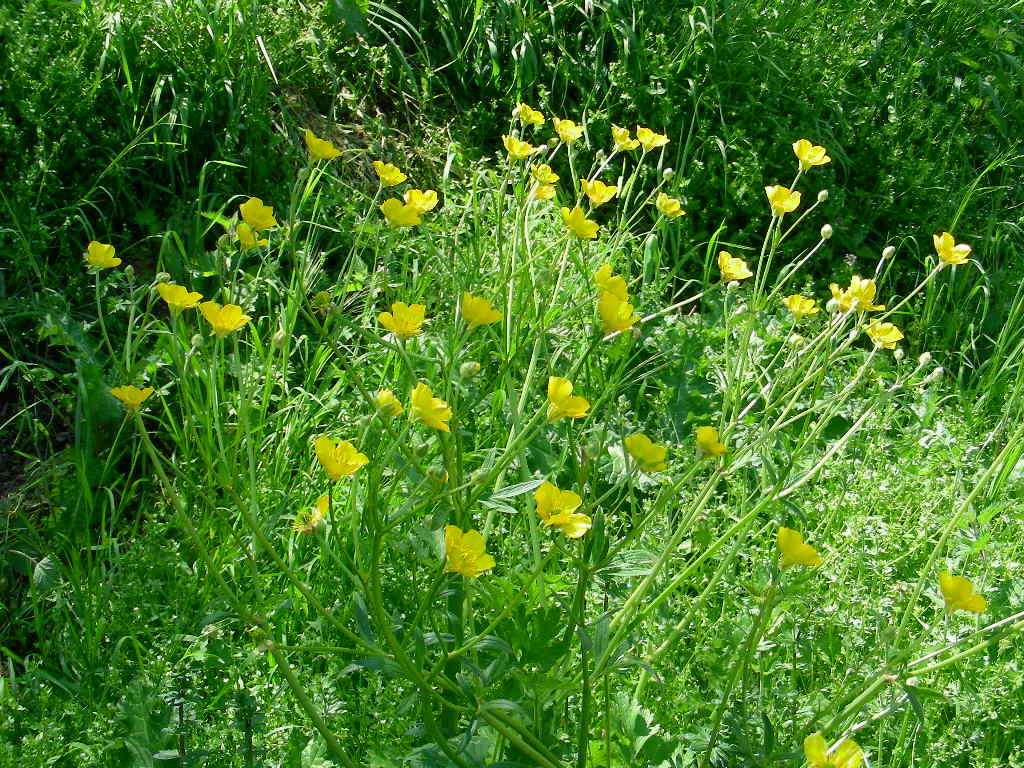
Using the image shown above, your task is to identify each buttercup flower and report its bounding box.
[864,321,904,350]
[561,206,599,239]
[157,283,203,313]
[460,293,503,329]
[594,264,628,300]
[552,117,584,144]
[239,197,278,231]
[373,161,407,186]
[581,178,618,207]
[314,437,369,480]
[110,385,154,410]
[410,382,451,432]
[303,128,342,160]
[444,526,495,578]
[546,376,590,422]
[293,495,327,535]
[199,301,251,337]
[502,135,536,161]
[655,192,686,219]
[236,222,269,250]
[792,139,831,171]
[611,125,640,152]
[695,426,726,458]
[804,732,862,768]
[534,481,591,538]
[377,302,425,338]
[933,232,971,266]
[403,189,439,213]
[829,276,884,313]
[531,184,556,201]
[531,163,560,184]
[636,125,669,152]
[379,199,421,228]
[718,251,753,282]
[777,526,823,567]
[782,294,819,319]
[374,389,403,418]
[598,291,638,334]
[85,241,121,270]
[513,102,545,126]
[624,434,667,472]
[939,572,987,613]
[765,185,801,217]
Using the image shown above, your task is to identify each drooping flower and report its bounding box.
[374,389,403,418]
[782,294,819,319]
[655,192,685,219]
[379,199,421,228]
[239,197,278,231]
[156,283,203,314]
[593,264,629,300]
[561,206,598,239]
[410,382,451,432]
[636,126,669,152]
[792,139,831,172]
[939,572,987,613]
[531,163,560,184]
[552,117,584,144]
[581,178,618,207]
[534,481,591,538]
[236,222,269,250]
[293,495,328,535]
[443,526,496,578]
[624,434,667,472]
[403,189,439,213]
[864,321,904,350]
[377,302,425,339]
[460,293,503,329]
[933,232,971,267]
[110,385,154,410]
[513,102,545,126]
[546,376,590,422]
[314,437,368,479]
[804,732,862,768]
[199,301,251,337]
[598,291,639,334]
[531,184,556,201]
[303,128,342,160]
[718,251,753,282]
[373,161,407,187]
[85,241,121,270]
[777,527,823,567]
[502,135,536,161]
[611,125,640,152]
[695,426,726,458]
[765,185,801,217]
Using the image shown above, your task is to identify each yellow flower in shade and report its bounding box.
[379,199,421,228]
[85,241,121,270]
[552,117,584,144]
[314,437,369,480]
[531,184,556,201]
[546,376,590,422]
[377,302,425,339]
[410,382,451,432]
[581,178,618,207]
[655,192,685,219]
[531,163,559,184]
[611,125,640,152]
[236,222,269,250]
[460,293,503,329]
[792,139,831,171]
[156,283,203,313]
[373,161,407,187]
[293,495,328,535]
[939,572,987,613]
[636,125,669,152]
[804,733,862,768]
[239,197,278,232]
[502,135,536,161]
[110,385,154,410]
[444,526,496,578]
[765,185,801,217]
[560,206,599,239]
[864,321,904,350]
[534,481,591,539]
[513,102,545,126]
[303,128,341,160]
[782,294,819,319]
[374,388,403,418]
[695,426,726,458]
[718,250,753,282]
[404,189,439,213]
[593,264,629,300]
[198,301,251,337]
[933,232,971,266]
[623,434,667,472]
[598,291,638,335]
[777,526,823,567]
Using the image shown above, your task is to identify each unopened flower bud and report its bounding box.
[726,280,740,291]
[788,333,805,345]
[428,467,449,484]
[820,223,833,240]
[460,361,481,378]
[826,298,840,313]
[847,329,859,343]
[929,366,944,383]
[662,168,675,180]
[918,352,932,366]
[190,334,204,349]
[595,149,606,160]
[882,245,896,259]
[123,264,135,280]
[271,328,288,350]
[893,347,905,361]
[155,272,171,284]
[817,189,829,202]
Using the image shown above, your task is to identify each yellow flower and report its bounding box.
[830,276,884,313]
[531,163,559,184]
[765,185,801,217]
[593,264,628,300]
[239,197,278,232]
[303,128,341,161]
[85,241,121,270]
[410,382,451,432]
[379,198,421,228]
[939,572,987,613]
[513,102,545,126]
[581,178,618,207]
[374,388,403,418]
[460,293,503,329]
[235,222,269,250]
[293,495,328,535]
[792,139,831,171]
[598,291,638,334]
[314,436,369,480]
[933,232,971,266]
[636,125,669,152]
[110,385,154,410]
[198,301,251,337]
[444,526,496,578]
[377,302,425,338]
[156,283,203,313]
[611,125,640,152]
[534,481,591,539]
[546,376,590,422]
[373,161,407,187]
[864,321,903,350]
[560,206,598,239]
[782,294,819,319]
[502,135,536,161]
[718,250,753,282]
[777,526,823,567]
[804,733,862,768]
[655,192,685,219]
[695,426,726,458]
[623,434,667,472]
[552,117,584,144]
[403,189,439,213]
[531,184,557,201]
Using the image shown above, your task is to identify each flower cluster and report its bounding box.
[374,161,439,228]
[594,264,638,335]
